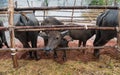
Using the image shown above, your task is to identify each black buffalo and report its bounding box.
[93,9,118,58]
[41,17,68,60]
[68,24,95,46]
[68,26,95,53]
[41,17,95,60]
[0,20,9,48]
[14,13,40,60]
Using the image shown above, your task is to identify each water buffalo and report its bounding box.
[93,9,118,58]
[41,17,68,60]
[0,20,9,48]
[14,13,40,60]
[67,23,95,47]
[68,25,95,53]
[41,17,95,60]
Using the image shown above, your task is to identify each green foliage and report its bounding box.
[98,0,106,5]
[90,0,120,5]
[89,0,105,5]
[90,0,97,5]
[44,0,48,6]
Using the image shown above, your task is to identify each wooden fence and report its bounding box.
[0,0,120,68]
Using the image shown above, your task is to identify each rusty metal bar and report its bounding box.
[14,6,119,11]
[0,6,119,11]
[0,46,116,52]
[57,10,103,13]
[0,9,103,14]
[38,18,97,22]
[1,15,97,19]
[0,8,7,11]
[0,27,8,31]
[8,0,18,68]
[14,25,116,31]
[35,15,97,18]
[56,46,116,51]
[0,11,32,14]
[38,19,95,23]
[0,25,117,31]
[15,27,116,31]
[50,19,95,23]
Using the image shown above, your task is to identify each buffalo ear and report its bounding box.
[60,30,69,37]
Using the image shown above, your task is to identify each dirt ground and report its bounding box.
[0,36,119,63]
[0,37,120,75]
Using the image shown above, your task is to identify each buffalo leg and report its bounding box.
[54,50,58,59]
[93,31,102,58]
[78,40,82,47]
[4,41,9,48]
[93,49,100,58]
[19,39,33,59]
[93,35,110,58]
[0,43,3,48]
[62,50,67,61]
[79,40,85,53]
[33,51,39,60]
[82,41,86,54]
[31,36,40,60]
[29,51,33,58]
[23,43,33,58]
[25,43,34,58]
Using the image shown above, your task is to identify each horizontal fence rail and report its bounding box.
[0,6,119,11]
[35,15,97,18]
[0,46,116,52]
[57,10,103,13]
[50,19,95,23]
[0,25,118,31]
[15,26,117,31]
[38,19,97,23]
[0,25,117,31]
[14,6,120,11]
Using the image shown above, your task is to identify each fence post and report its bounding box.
[8,0,18,68]
[117,9,120,52]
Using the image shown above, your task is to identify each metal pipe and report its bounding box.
[56,9,103,13]
[0,25,117,31]
[14,6,119,11]
[14,25,116,31]
[15,27,116,31]
[35,15,97,18]
[0,6,119,11]
[0,46,116,52]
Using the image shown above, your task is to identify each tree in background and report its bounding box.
[44,0,48,6]
[89,0,120,6]
[41,0,48,7]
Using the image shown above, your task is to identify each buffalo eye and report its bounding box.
[56,36,59,40]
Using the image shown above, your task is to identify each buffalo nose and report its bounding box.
[44,47,52,51]
[44,47,52,56]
